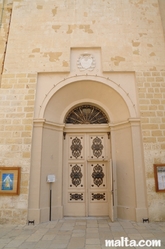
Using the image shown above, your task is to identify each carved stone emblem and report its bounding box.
[77,53,96,71]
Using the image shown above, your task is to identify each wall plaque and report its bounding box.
[154,164,165,192]
[47,175,55,183]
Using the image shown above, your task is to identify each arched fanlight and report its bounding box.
[65,105,109,124]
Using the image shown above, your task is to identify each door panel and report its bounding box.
[88,135,106,159]
[68,135,84,160]
[88,161,108,216]
[63,134,85,216]
[63,133,111,217]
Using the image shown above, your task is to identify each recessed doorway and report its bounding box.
[63,104,113,219]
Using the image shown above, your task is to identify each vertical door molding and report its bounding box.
[130,119,148,221]
[28,119,45,224]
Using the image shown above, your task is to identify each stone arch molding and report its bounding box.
[37,74,139,124]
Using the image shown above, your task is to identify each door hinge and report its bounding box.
[63,132,66,140]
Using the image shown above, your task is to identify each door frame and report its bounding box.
[62,124,114,221]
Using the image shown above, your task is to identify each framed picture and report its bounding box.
[154,164,165,192]
[0,167,21,195]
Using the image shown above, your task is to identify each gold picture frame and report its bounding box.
[154,164,165,192]
[0,167,21,195]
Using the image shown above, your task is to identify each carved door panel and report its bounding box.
[63,133,109,216]
[63,135,86,216]
[87,135,109,216]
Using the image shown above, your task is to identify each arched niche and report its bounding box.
[43,80,131,124]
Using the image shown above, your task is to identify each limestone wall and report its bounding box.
[136,71,165,221]
[0,73,37,224]
[0,0,165,223]
[0,0,13,76]
[158,0,165,38]
[3,0,165,73]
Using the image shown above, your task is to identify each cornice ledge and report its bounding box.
[33,119,46,127]
[109,118,141,128]
[128,118,141,123]
[33,119,65,130]
[44,120,65,130]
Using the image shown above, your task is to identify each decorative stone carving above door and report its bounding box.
[70,47,101,74]
[77,53,96,71]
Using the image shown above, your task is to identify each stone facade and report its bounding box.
[0,0,165,224]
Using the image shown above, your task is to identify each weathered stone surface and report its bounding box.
[0,0,165,224]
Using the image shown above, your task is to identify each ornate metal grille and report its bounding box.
[91,193,105,201]
[70,193,83,201]
[65,105,108,124]
[91,137,103,158]
[70,137,83,158]
[92,164,104,187]
[70,164,83,187]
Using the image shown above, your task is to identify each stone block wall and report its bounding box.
[0,0,165,223]
[0,73,37,224]
[0,0,13,75]
[136,70,165,221]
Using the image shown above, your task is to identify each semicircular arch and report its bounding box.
[43,78,135,124]
[38,75,137,123]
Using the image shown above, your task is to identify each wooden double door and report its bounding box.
[63,132,113,218]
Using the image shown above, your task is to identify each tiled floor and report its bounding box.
[0,218,165,249]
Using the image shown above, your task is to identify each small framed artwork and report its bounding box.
[154,164,165,192]
[0,167,21,195]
